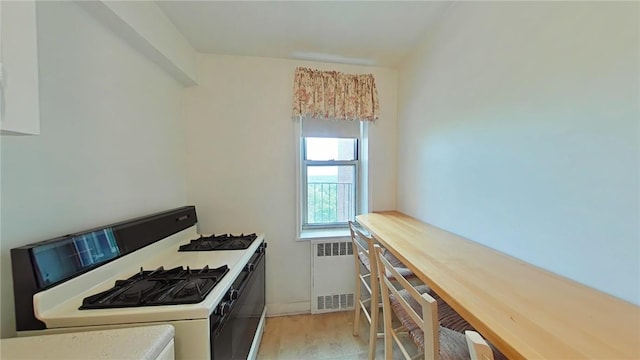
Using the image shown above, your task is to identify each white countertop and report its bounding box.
[1,325,175,360]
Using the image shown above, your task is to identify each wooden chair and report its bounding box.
[374,244,496,360]
[349,221,416,360]
[465,331,495,360]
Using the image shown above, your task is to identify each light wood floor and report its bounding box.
[256,310,416,360]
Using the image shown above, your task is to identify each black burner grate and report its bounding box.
[79,265,229,309]
[179,233,257,251]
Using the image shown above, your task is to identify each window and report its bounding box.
[303,138,358,229]
[296,118,367,237]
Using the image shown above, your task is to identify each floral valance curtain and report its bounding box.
[292,67,380,122]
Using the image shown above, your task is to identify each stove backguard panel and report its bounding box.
[10,206,197,331]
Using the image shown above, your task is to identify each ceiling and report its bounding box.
[156,1,451,68]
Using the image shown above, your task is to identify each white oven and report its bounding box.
[10,206,266,359]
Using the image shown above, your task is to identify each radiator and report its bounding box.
[310,240,356,314]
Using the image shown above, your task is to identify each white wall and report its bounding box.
[397,2,639,304]
[0,2,188,337]
[184,55,397,313]
[76,0,199,86]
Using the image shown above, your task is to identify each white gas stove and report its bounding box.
[11,206,266,360]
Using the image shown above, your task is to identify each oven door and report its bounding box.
[211,242,266,360]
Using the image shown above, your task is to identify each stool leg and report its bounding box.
[368,271,379,360]
[351,234,363,338]
[353,275,361,336]
[381,282,393,360]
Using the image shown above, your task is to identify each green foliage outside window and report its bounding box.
[307,182,353,224]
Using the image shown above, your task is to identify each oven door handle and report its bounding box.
[211,297,239,336]
[211,246,265,336]
[237,250,265,295]
[212,309,232,336]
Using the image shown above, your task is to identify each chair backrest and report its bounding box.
[349,222,384,358]
[376,244,497,360]
[349,221,377,277]
[375,244,440,360]
[465,331,495,360]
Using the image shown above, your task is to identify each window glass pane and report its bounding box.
[306,165,355,225]
[32,228,120,288]
[305,138,356,161]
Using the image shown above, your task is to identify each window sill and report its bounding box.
[297,228,350,241]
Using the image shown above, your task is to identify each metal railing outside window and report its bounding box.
[307,182,355,224]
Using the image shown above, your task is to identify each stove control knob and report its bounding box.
[244,263,255,272]
[215,302,230,316]
[228,289,239,301]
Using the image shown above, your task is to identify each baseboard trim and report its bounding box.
[266,301,310,317]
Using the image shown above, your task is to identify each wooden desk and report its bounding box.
[357,211,640,359]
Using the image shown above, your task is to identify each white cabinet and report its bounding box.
[1,0,40,135]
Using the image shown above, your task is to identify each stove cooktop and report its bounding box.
[179,233,258,251]
[79,265,229,309]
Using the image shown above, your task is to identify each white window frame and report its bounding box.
[302,141,359,230]
[295,120,369,240]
